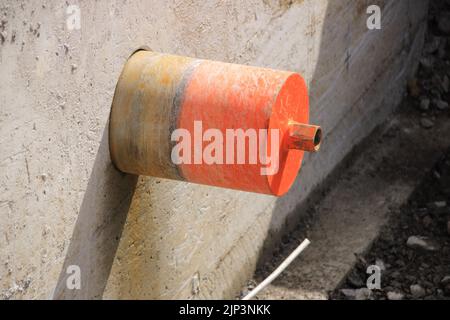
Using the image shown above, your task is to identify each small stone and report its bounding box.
[245,279,257,292]
[437,12,450,35]
[340,288,372,300]
[355,288,372,300]
[406,236,438,251]
[340,288,356,298]
[71,64,77,73]
[387,291,404,300]
[434,170,442,179]
[427,202,444,213]
[434,201,447,208]
[410,284,426,298]
[420,57,434,71]
[420,262,430,270]
[435,99,449,110]
[420,118,434,129]
[419,98,430,111]
[441,276,450,286]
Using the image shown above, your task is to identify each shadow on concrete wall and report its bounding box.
[52,124,137,299]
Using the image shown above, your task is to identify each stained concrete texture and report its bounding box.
[0,0,428,299]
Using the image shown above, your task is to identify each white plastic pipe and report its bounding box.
[242,238,311,300]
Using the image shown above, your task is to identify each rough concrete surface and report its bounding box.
[0,0,427,299]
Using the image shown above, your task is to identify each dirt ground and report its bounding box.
[330,148,450,300]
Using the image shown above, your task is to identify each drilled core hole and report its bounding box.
[314,128,322,146]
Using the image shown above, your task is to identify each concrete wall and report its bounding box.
[0,0,427,299]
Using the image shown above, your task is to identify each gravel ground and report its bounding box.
[330,149,450,300]
[330,0,450,300]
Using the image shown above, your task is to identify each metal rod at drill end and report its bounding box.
[287,122,322,152]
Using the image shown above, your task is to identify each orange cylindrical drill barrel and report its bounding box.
[109,50,322,196]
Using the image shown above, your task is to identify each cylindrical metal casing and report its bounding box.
[109,50,317,196]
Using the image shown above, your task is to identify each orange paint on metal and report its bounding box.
[266,74,309,196]
[178,63,309,196]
